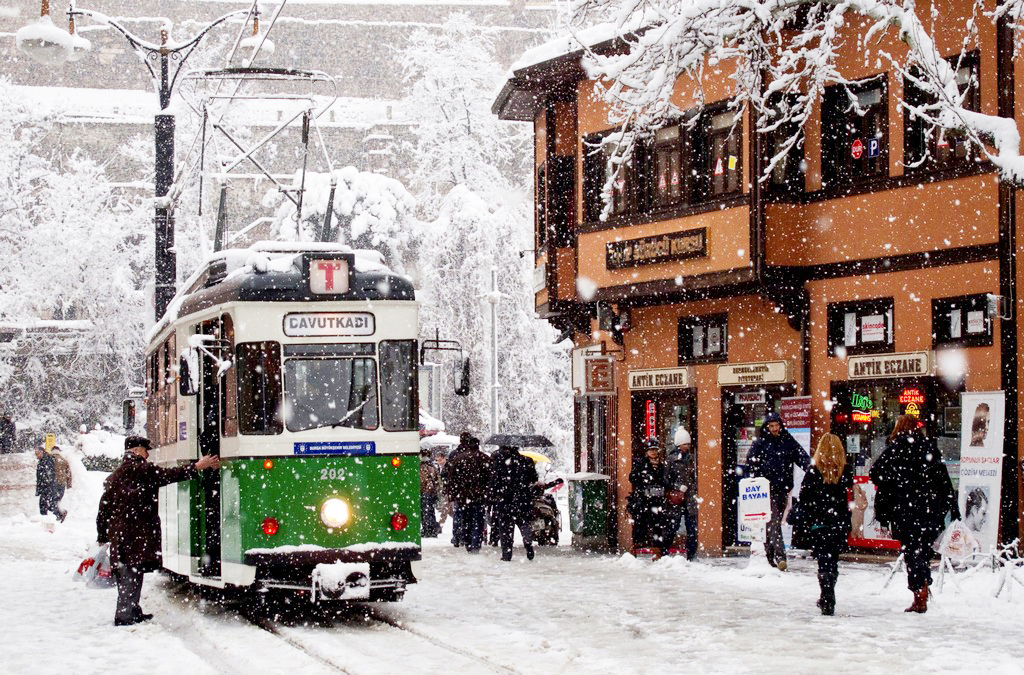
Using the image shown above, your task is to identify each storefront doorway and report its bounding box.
[630,390,697,461]
[721,385,795,547]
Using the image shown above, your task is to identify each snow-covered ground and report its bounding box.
[1,451,1021,674]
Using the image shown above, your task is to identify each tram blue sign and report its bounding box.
[294,441,377,455]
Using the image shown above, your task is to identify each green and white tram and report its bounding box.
[145,243,420,602]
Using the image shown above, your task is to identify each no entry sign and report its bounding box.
[738,477,771,526]
[851,138,864,160]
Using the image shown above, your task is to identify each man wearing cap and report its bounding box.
[667,428,698,560]
[745,412,809,570]
[96,436,220,626]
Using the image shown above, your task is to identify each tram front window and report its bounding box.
[285,358,379,432]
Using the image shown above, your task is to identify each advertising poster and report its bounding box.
[958,391,1005,554]
[847,476,900,549]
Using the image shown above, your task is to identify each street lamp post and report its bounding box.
[18,3,252,320]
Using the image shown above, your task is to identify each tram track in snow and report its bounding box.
[242,600,522,674]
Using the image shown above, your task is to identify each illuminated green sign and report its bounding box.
[851,393,873,410]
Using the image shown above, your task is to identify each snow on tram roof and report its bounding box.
[146,242,412,343]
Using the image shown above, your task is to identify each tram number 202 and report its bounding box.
[320,468,347,481]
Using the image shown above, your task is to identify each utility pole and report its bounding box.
[487,267,500,435]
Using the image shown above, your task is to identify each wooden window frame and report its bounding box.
[701,106,744,199]
[678,313,729,365]
[932,293,993,349]
[904,51,981,174]
[827,297,895,357]
[822,75,889,188]
[762,94,805,195]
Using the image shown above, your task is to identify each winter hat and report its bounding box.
[674,428,692,447]
[764,412,783,426]
[124,435,152,451]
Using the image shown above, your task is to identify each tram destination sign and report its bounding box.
[606,228,707,269]
[848,351,931,380]
[283,312,375,337]
[628,367,692,391]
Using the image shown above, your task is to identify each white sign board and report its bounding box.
[958,391,1005,554]
[627,367,692,391]
[283,312,375,337]
[738,477,772,526]
[533,265,547,294]
[717,361,789,387]
[848,351,931,380]
[309,258,350,294]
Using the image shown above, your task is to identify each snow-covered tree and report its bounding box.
[0,79,150,435]
[401,15,573,457]
[571,0,1024,185]
[265,166,417,272]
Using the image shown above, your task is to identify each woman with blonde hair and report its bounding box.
[798,433,854,615]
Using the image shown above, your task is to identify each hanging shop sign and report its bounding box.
[532,265,546,294]
[734,391,766,405]
[571,344,605,394]
[584,357,616,396]
[628,367,692,391]
[717,360,789,387]
[605,228,707,270]
[958,391,1006,555]
[847,351,931,380]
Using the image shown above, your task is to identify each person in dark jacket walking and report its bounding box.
[0,414,15,454]
[628,439,674,560]
[420,447,442,537]
[488,446,538,561]
[870,415,959,614]
[799,433,854,616]
[35,446,65,521]
[667,427,698,560]
[96,436,220,626]
[442,432,474,546]
[746,412,810,570]
[443,434,491,553]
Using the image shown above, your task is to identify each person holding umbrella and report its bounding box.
[488,444,538,561]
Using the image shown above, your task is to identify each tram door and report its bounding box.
[196,319,222,577]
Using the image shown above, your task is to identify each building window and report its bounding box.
[822,76,888,187]
[678,313,729,364]
[703,109,743,198]
[827,298,895,356]
[652,123,689,208]
[582,132,635,222]
[763,95,804,194]
[905,52,980,172]
[932,294,992,348]
[536,162,547,249]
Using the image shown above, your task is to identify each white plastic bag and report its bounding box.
[73,543,114,588]
[935,519,979,562]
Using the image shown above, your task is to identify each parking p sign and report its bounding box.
[738,477,771,526]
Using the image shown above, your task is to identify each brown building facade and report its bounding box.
[495,2,1023,555]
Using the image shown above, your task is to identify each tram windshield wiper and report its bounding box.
[331,398,373,428]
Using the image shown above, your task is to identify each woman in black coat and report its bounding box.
[628,439,674,560]
[870,415,959,613]
[798,433,854,616]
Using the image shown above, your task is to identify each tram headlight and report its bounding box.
[320,498,350,528]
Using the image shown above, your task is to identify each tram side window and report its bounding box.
[380,340,418,431]
[221,314,238,437]
[237,342,283,435]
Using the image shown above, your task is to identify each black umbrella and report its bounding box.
[483,434,553,448]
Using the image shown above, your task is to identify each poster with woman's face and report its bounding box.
[958,392,1005,555]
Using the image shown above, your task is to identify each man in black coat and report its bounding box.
[97,436,219,626]
[0,414,15,454]
[443,435,490,553]
[488,446,538,561]
[745,412,810,570]
[35,446,64,520]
